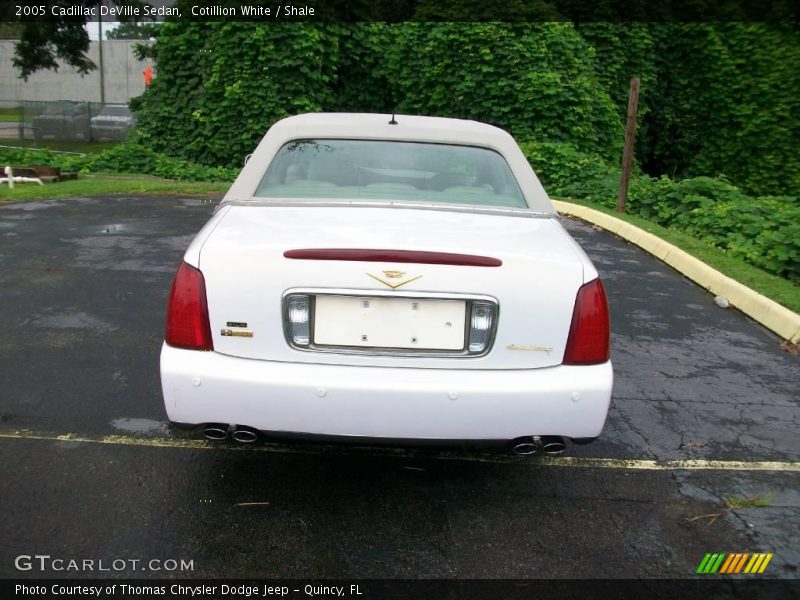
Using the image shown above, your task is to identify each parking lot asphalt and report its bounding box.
[0,196,797,580]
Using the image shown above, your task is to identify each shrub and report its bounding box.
[642,23,800,196]
[627,177,800,281]
[520,142,799,282]
[0,144,237,182]
[386,23,624,162]
[0,147,64,168]
[134,22,341,168]
[76,144,237,181]
[329,23,394,114]
[520,141,618,204]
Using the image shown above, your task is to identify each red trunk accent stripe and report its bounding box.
[284,249,502,267]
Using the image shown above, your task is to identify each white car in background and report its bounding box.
[160,113,612,455]
[89,104,135,141]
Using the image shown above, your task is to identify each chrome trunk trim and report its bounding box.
[282,288,499,358]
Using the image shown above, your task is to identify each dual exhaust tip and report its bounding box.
[511,435,566,456]
[203,424,259,444]
[204,426,567,455]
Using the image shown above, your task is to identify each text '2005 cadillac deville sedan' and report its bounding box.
[160,113,612,455]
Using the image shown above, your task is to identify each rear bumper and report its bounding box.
[90,125,130,137]
[160,343,613,441]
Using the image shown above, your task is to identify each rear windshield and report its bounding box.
[254,139,527,208]
[101,106,131,116]
[45,102,80,113]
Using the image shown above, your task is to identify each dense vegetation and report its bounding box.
[384,24,624,161]
[0,145,237,182]
[521,143,799,282]
[133,22,800,196]
[132,23,341,168]
[640,23,800,197]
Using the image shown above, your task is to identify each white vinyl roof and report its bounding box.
[266,112,516,146]
[224,113,555,214]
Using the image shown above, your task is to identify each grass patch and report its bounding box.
[0,107,21,122]
[557,196,800,315]
[0,140,118,154]
[0,174,229,202]
[724,493,774,510]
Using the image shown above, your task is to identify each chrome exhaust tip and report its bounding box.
[203,425,229,441]
[511,435,542,456]
[512,442,537,455]
[231,426,259,444]
[541,436,566,455]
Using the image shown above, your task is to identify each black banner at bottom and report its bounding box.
[4,579,799,600]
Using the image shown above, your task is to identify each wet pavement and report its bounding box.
[0,196,797,580]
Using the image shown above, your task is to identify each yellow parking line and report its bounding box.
[0,429,798,471]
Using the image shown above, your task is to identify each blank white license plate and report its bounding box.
[313,296,466,350]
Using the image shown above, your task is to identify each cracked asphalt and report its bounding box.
[0,196,797,581]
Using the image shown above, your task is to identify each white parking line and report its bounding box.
[0,429,798,472]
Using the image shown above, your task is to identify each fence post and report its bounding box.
[617,76,641,213]
[17,100,23,143]
[98,12,106,104]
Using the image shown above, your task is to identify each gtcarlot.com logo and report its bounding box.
[14,555,194,573]
[696,552,773,574]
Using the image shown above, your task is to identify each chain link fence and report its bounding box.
[0,100,135,143]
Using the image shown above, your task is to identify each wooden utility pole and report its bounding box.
[98,7,105,104]
[617,76,640,213]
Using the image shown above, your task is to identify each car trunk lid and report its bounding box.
[198,205,586,369]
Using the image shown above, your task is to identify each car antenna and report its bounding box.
[389,113,398,125]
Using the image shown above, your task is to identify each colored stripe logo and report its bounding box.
[696,553,773,574]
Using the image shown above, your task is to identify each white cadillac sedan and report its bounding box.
[160,113,612,455]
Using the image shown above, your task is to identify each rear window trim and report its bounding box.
[254,137,529,210]
[220,198,552,219]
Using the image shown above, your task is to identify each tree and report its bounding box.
[14,19,96,79]
[0,22,23,39]
[9,0,153,79]
[107,21,160,40]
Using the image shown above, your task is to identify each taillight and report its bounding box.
[285,294,311,346]
[563,278,610,365]
[467,302,495,353]
[165,261,213,351]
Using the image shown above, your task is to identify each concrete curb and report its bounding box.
[552,199,800,345]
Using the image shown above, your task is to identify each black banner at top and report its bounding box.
[2,0,799,22]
